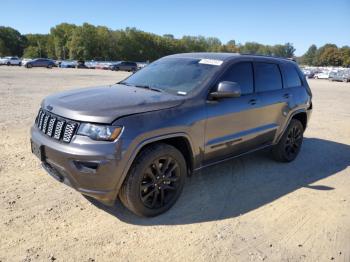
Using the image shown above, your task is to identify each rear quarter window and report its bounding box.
[282,63,302,88]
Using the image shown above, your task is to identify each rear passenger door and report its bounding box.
[204,62,273,164]
[253,61,292,143]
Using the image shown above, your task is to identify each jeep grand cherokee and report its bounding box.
[31,53,312,217]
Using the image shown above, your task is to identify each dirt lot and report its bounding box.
[0,67,349,262]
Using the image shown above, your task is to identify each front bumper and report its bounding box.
[30,125,126,206]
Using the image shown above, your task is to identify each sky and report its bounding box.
[0,0,349,56]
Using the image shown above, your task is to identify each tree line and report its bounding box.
[0,23,349,66]
[299,44,350,67]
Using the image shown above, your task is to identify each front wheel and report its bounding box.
[119,143,187,217]
[272,119,304,162]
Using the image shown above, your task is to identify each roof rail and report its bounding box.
[239,53,295,61]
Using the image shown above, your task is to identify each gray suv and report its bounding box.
[31,53,312,217]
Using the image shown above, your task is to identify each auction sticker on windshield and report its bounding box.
[198,59,223,66]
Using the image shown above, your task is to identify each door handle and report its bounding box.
[283,93,290,99]
[248,99,257,105]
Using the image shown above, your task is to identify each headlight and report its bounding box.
[77,123,123,141]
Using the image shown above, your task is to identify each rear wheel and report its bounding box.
[7,62,10,66]
[47,64,53,69]
[119,143,186,217]
[272,119,304,162]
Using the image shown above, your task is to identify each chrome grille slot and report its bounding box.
[63,123,77,142]
[42,115,50,133]
[46,117,56,136]
[54,120,65,140]
[35,109,78,143]
[38,111,45,130]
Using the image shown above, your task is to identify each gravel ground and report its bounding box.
[0,66,349,262]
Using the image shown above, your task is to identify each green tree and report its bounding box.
[240,42,262,54]
[301,45,317,65]
[318,46,342,66]
[272,43,295,57]
[23,34,51,58]
[23,46,41,58]
[0,26,27,56]
[69,23,99,60]
[0,38,9,56]
[50,23,77,59]
[340,46,350,67]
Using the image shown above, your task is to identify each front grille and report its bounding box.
[35,109,78,143]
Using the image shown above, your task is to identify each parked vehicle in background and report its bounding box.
[109,61,138,72]
[76,60,88,69]
[59,60,77,68]
[55,60,62,67]
[330,71,350,82]
[95,62,111,70]
[25,58,55,68]
[85,61,97,69]
[314,72,331,79]
[302,70,315,79]
[21,58,33,67]
[31,53,312,217]
[137,62,148,69]
[0,56,22,66]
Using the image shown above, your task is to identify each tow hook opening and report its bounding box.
[73,160,100,174]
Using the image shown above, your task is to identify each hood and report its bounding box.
[42,84,185,123]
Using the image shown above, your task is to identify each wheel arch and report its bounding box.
[275,109,308,144]
[132,134,194,174]
[291,111,307,131]
[113,133,195,200]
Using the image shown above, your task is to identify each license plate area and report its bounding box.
[31,140,45,161]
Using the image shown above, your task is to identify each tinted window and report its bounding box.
[254,62,282,92]
[220,62,253,95]
[283,63,302,88]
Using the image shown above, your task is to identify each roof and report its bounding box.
[165,52,294,63]
[166,52,240,61]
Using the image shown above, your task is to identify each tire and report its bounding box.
[7,62,10,66]
[119,143,187,217]
[47,64,53,69]
[26,64,32,68]
[272,119,304,162]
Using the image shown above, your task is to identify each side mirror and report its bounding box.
[210,81,241,99]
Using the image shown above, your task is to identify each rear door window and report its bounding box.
[282,63,302,88]
[219,62,254,95]
[254,62,283,92]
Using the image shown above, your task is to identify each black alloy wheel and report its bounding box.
[272,119,304,162]
[140,156,181,209]
[119,143,186,217]
[284,124,303,160]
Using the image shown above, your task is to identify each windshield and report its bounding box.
[120,57,220,95]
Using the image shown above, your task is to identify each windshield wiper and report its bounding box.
[118,82,163,92]
[117,81,132,86]
[134,84,163,92]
